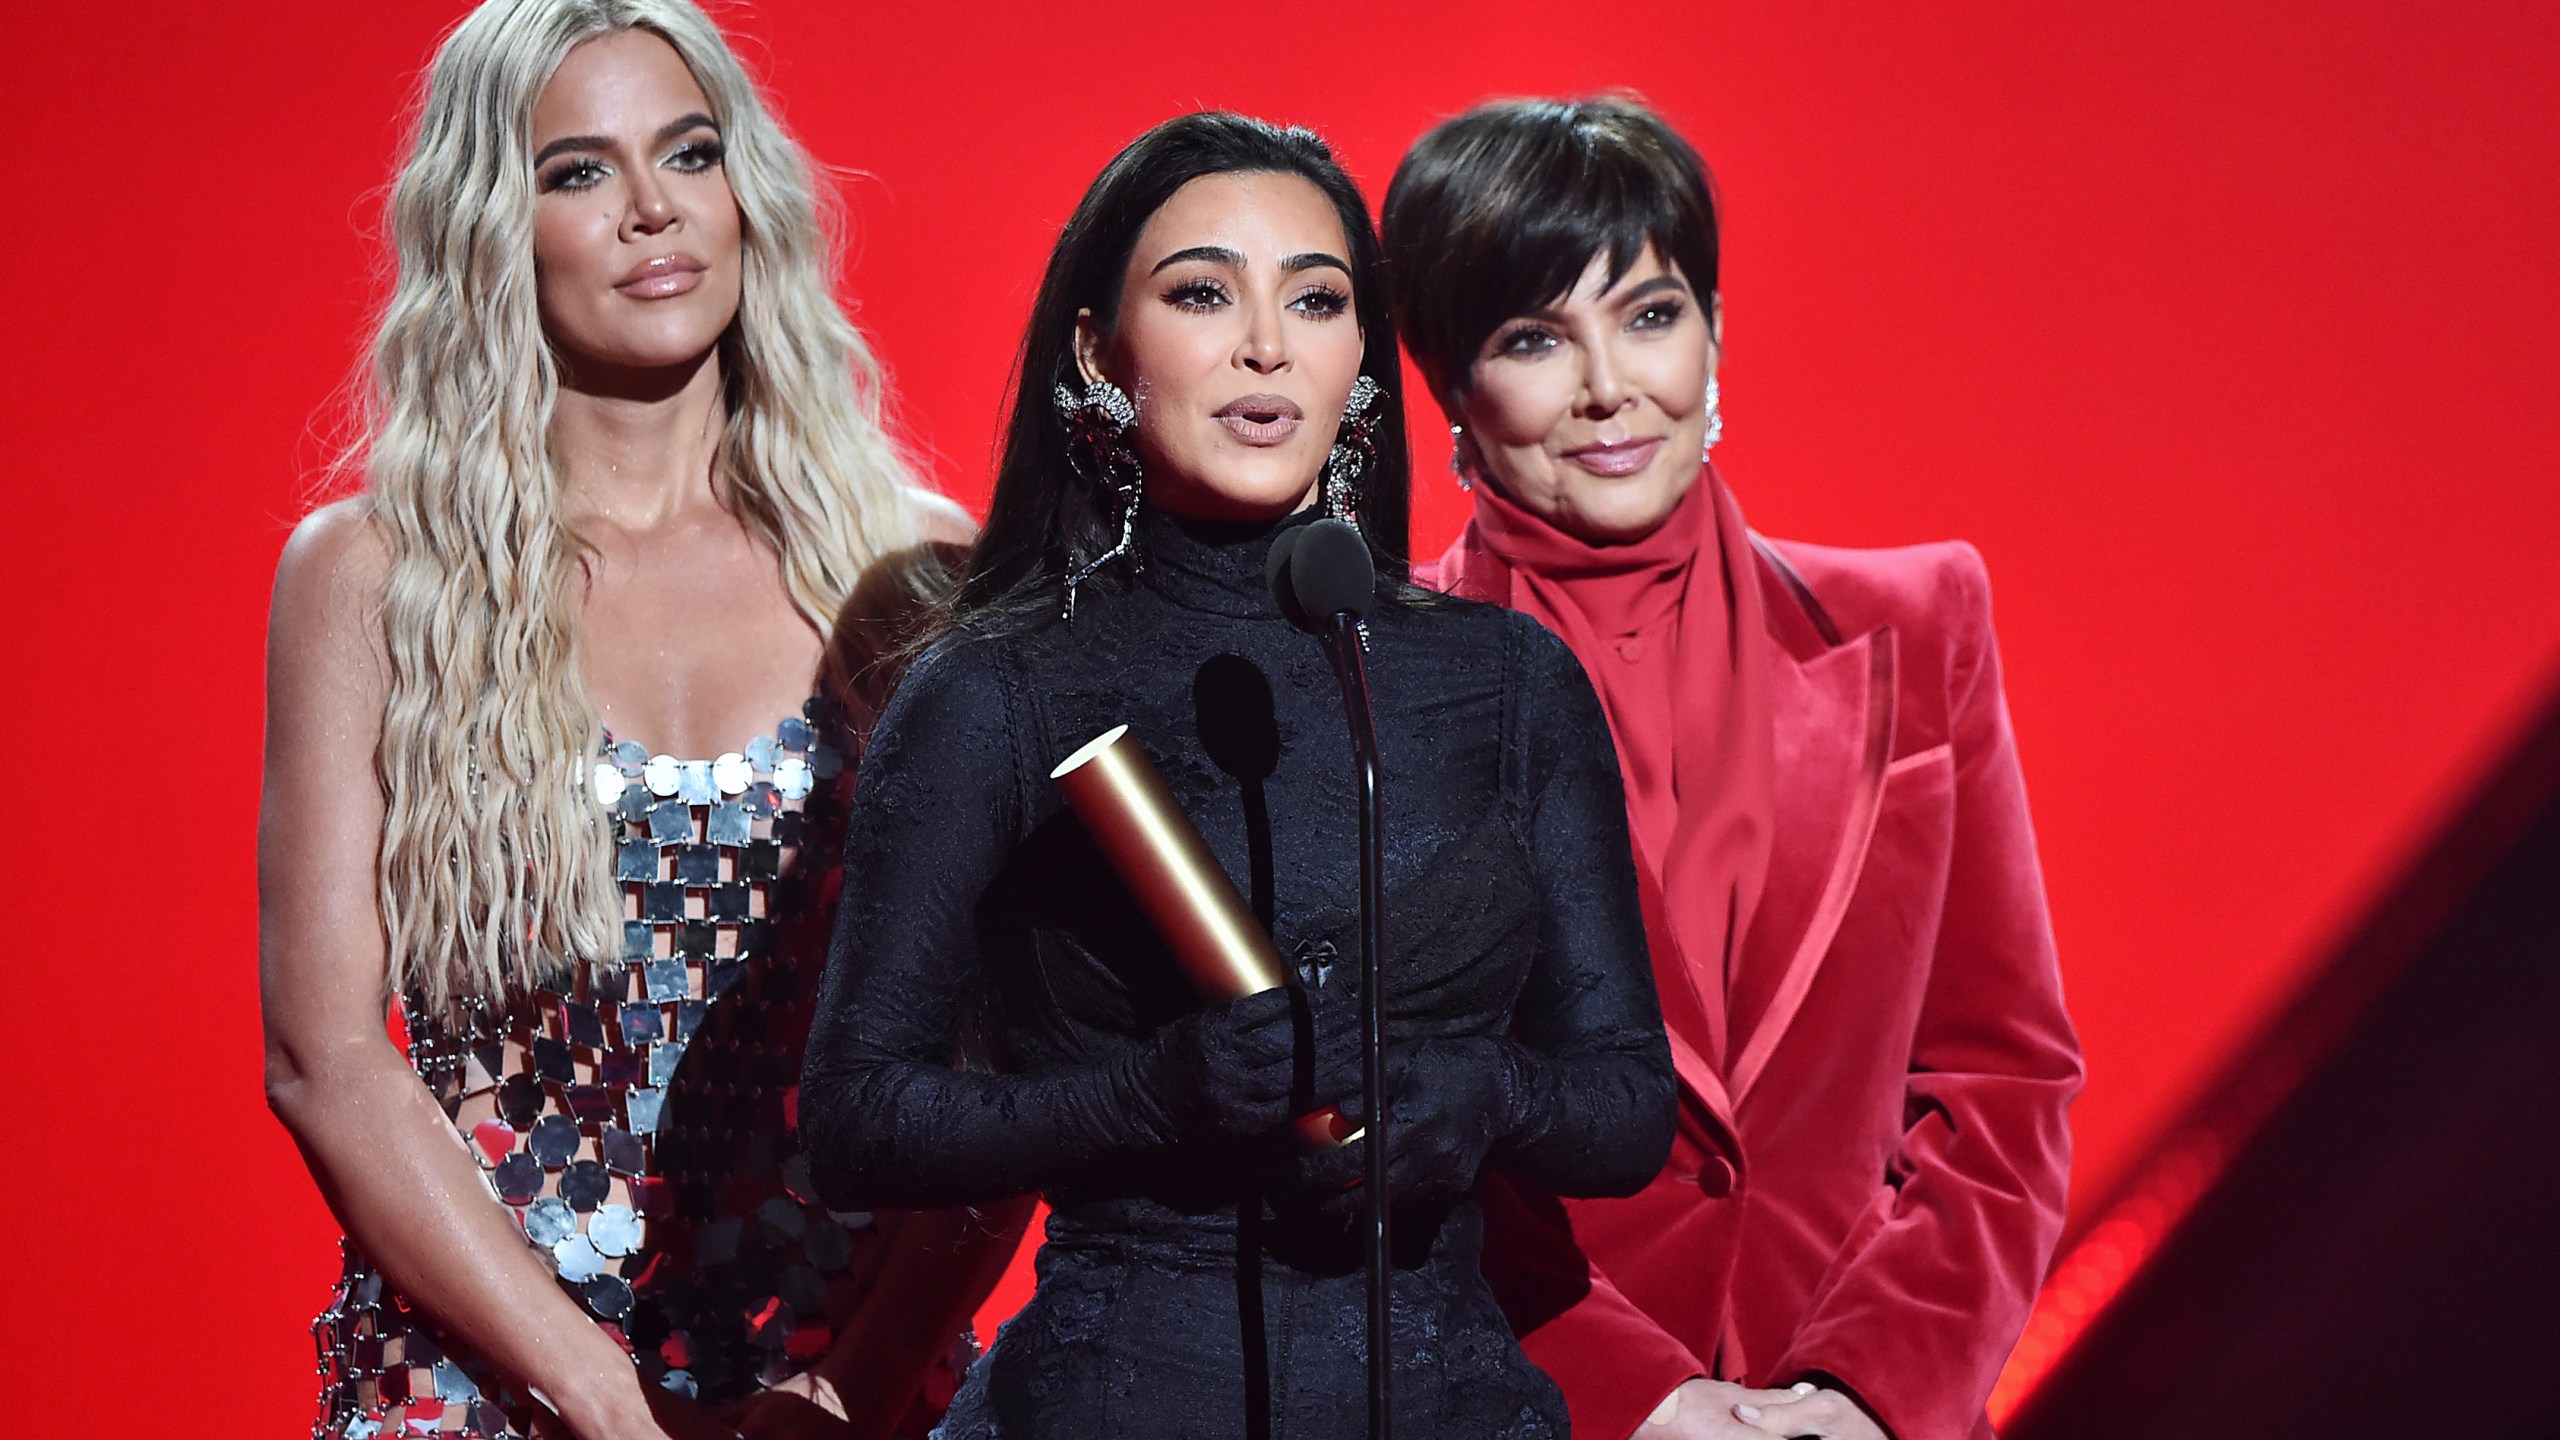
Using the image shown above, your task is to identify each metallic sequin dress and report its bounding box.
[313,698,968,1439]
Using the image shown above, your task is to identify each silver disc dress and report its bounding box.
[310,699,973,1438]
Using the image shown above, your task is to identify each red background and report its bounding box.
[6,2,2557,1432]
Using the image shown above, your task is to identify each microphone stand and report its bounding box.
[1272,516,1391,1439]
[1319,607,1392,1440]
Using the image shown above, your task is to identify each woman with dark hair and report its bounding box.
[1382,97,2081,1440]
[797,111,1676,1438]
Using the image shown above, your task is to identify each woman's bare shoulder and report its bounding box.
[275,498,391,602]
[901,485,979,548]
[269,497,393,683]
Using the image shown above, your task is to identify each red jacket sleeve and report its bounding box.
[1481,1170,1704,1440]
[1768,546,2082,1440]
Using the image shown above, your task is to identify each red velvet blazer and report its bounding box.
[1431,532,2082,1440]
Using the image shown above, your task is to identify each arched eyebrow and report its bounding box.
[534,112,720,168]
[1149,245,1245,275]
[1146,247,1353,278]
[1605,274,1691,305]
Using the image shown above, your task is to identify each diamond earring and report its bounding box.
[1322,375,1384,520]
[1054,378,1143,620]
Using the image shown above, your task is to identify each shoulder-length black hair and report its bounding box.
[953,112,1411,633]
[1381,95,1720,396]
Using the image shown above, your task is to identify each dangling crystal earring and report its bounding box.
[1053,378,1143,620]
[1701,377,1724,458]
[1322,375,1385,520]
[1448,424,1474,492]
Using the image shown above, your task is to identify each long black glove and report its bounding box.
[1141,981,1366,1144]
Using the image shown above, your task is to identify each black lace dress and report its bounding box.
[801,508,1674,1439]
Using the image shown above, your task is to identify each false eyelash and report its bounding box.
[1165,280,1231,312]
[540,159,608,193]
[666,139,725,170]
[1293,286,1353,317]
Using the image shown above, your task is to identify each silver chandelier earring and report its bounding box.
[1701,377,1724,457]
[1054,378,1143,620]
[1448,423,1474,492]
[1323,375,1385,520]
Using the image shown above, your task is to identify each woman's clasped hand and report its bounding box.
[1643,1380,1889,1440]
[1146,984,1583,1221]
[1292,1037,1526,1213]
[1142,982,1365,1144]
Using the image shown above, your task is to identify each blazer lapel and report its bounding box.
[1726,548,1899,1107]
[1634,848,1739,1134]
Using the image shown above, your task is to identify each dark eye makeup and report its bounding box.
[664,137,724,172]
[1163,278,1232,312]
[1629,298,1686,330]
[1290,285,1352,318]
[1484,292,1687,359]
[540,158,609,193]
[1490,323,1560,358]
[536,133,723,194]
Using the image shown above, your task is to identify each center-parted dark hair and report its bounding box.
[1382,95,1720,395]
[953,112,1411,633]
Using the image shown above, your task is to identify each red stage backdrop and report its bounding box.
[5,2,2557,1433]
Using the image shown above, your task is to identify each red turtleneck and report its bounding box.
[1450,468,1777,1062]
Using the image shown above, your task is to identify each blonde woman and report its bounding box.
[259,3,1018,1438]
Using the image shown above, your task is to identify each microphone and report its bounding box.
[1268,516,1393,1440]
[1267,516,1376,629]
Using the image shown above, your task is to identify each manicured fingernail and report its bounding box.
[1792,1382,1817,1395]
[1736,1404,1763,1421]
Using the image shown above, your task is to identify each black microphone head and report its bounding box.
[1287,518,1376,622]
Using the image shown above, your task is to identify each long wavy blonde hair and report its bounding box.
[358,0,923,1018]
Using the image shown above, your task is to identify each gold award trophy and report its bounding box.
[1051,724,1357,1148]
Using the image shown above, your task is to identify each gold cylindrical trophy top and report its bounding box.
[1051,726,1358,1150]
[1051,724,1288,1000]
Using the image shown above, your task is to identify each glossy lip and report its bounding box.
[614,252,708,300]
[1560,435,1665,478]
[1213,393,1304,446]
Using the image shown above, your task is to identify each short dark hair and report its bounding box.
[954,112,1411,634]
[1382,95,1720,393]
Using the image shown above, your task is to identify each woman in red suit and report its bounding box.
[1381,97,2082,1440]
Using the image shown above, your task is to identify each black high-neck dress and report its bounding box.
[801,508,1674,1439]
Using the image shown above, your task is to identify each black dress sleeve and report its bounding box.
[798,639,1180,1210]
[1488,617,1678,1198]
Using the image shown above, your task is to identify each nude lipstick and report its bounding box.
[1561,436,1665,478]
[615,253,706,300]
[1214,393,1304,446]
